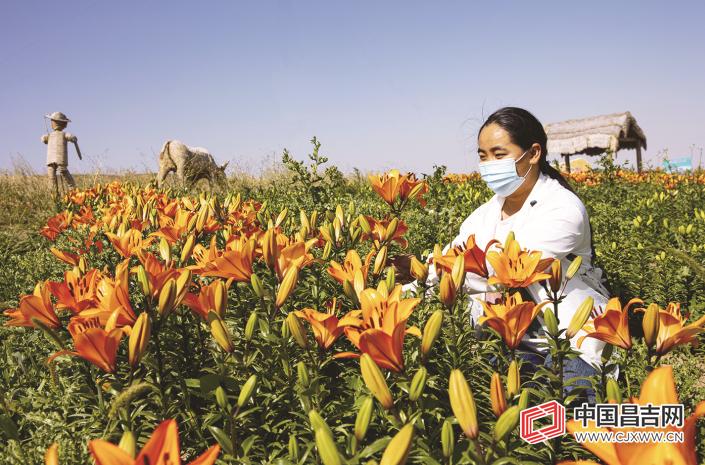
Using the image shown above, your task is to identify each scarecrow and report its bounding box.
[41,111,82,197]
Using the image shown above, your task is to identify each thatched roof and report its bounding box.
[544,112,647,156]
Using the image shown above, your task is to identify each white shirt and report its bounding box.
[403,171,611,367]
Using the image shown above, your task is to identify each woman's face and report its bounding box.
[477,122,541,197]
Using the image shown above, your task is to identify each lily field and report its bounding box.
[2,152,705,465]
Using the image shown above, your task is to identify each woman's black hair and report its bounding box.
[479,106,571,189]
[479,106,612,294]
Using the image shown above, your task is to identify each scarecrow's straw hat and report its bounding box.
[45,112,71,122]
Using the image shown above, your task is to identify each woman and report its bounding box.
[400,107,613,398]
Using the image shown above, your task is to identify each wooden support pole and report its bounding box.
[563,153,571,173]
[636,145,643,173]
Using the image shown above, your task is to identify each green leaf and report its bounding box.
[209,426,235,456]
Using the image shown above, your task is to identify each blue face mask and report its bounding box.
[478,149,533,197]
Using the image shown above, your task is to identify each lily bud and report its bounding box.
[490,372,507,418]
[286,312,309,349]
[136,265,151,297]
[297,361,310,388]
[379,422,414,465]
[158,279,177,317]
[250,273,264,298]
[332,217,342,242]
[409,256,429,283]
[237,374,258,408]
[276,266,299,308]
[642,303,660,348]
[433,244,443,270]
[128,313,151,367]
[360,353,394,410]
[385,266,395,291]
[451,255,465,289]
[518,389,529,410]
[566,255,582,280]
[208,310,234,353]
[118,431,136,458]
[448,369,478,439]
[309,409,332,436]
[214,280,227,317]
[354,396,374,442]
[543,308,559,337]
[606,378,622,403]
[281,317,290,339]
[322,241,333,260]
[566,297,594,339]
[343,279,360,306]
[493,405,520,441]
[195,205,209,232]
[275,207,288,227]
[373,246,388,276]
[335,204,345,226]
[78,257,87,274]
[506,360,520,398]
[159,237,171,264]
[244,311,258,341]
[288,435,300,462]
[314,425,343,465]
[441,418,454,459]
[439,273,457,308]
[408,366,427,402]
[262,230,276,269]
[174,269,192,305]
[420,310,443,360]
[180,234,196,263]
[384,218,399,242]
[358,214,372,234]
[548,259,562,293]
[215,386,230,412]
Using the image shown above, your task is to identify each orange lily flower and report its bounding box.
[4,281,60,328]
[133,251,181,299]
[105,228,154,258]
[478,292,548,349]
[80,265,136,327]
[195,236,255,282]
[636,302,705,355]
[294,298,344,350]
[368,169,405,205]
[40,211,72,241]
[49,247,80,266]
[88,418,220,465]
[183,279,230,320]
[51,317,124,373]
[188,236,222,272]
[361,216,409,249]
[48,268,102,314]
[432,234,496,278]
[485,233,553,288]
[273,238,317,281]
[560,365,705,465]
[577,297,644,350]
[368,169,429,207]
[335,283,421,371]
[327,249,374,293]
[150,207,195,244]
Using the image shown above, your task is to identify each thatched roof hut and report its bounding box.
[544,112,647,172]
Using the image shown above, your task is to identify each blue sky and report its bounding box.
[2,1,704,175]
